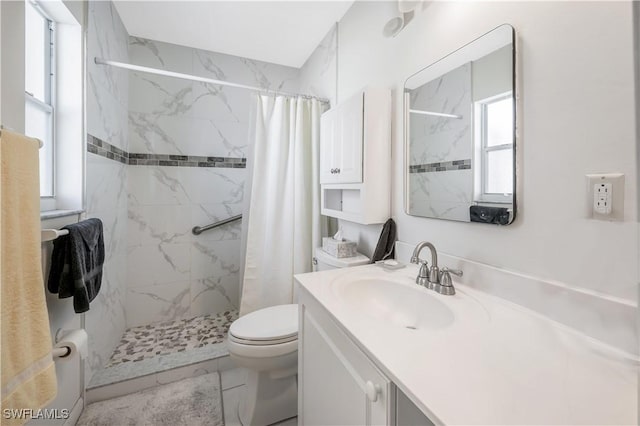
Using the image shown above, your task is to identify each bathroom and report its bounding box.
[0,0,638,425]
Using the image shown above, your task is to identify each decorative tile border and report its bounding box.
[409,159,471,173]
[87,134,129,164]
[87,134,246,168]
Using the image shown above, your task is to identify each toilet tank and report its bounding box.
[313,247,370,271]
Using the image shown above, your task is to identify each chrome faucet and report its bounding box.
[410,242,439,288]
[410,242,462,295]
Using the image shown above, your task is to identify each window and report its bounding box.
[474,92,514,203]
[25,1,55,198]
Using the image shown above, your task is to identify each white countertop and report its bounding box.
[295,264,638,425]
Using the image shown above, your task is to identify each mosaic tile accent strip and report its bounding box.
[106,310,238,367]
[87,134,246,168]
[409,159,471,173]
[87,134,129,164]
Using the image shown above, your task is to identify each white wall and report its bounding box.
[299,25,338,105]
[0,1,25,132]
[1,1,3,121]
[332,1,638,304]
[636,3,640,219]
[62,1,85,26]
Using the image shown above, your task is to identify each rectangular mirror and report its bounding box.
[404,24,516,225]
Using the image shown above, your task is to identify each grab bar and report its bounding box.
[192,214,242,235]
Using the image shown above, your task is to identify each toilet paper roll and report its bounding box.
[54,329,88,361]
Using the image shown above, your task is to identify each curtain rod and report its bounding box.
[94,58,330,104]
[409,109,463,119]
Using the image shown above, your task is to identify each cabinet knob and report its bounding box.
[365,381,381,402]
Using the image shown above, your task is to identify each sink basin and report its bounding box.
[332,277,455,330]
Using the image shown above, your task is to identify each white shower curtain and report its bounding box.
[239,95,327,316]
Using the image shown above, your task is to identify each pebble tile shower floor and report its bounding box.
[107,310,238,367]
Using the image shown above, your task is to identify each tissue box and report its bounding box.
[322,237,357,258]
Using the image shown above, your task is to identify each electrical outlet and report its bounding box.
[593,183,612,214]
[586,173,624,221]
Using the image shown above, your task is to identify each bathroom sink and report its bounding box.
[332,277,455,330]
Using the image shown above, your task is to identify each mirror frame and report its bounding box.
[403,24,517,225]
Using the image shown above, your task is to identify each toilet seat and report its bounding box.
[229,333,297,346]
[228,337,298,359]
[229,304,298,345]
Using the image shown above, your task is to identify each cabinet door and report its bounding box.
[319,93,364,185]
[320,108,339,184]
[300,304,392,425]
[336,92,364,184]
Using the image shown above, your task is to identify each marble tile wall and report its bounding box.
[408,62,473,221]
[409,62,472,166]
[85,0,130,384]
[125,37,301,327]
[298,26,338,105]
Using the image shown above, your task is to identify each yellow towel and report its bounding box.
[1,129,57,425]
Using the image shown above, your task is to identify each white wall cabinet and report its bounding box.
[299,294,394,425]
[320,93,364,184]
[320,87,391,224]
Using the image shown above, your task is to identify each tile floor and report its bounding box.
[107,310,238,367]
[79,372,223,426]
[221,368,298,426]
[87,366,297,425]
[96,312,299,425]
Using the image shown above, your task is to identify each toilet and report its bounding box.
[227,248,369,426]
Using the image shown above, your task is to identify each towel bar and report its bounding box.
[41,229,69,242]
[0,126,44,148]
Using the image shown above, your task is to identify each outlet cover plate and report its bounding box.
[585,173,624,221]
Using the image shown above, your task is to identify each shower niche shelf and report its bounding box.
[320,87,391,225]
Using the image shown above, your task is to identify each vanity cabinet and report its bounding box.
[319,87,391,224]
[299,295,394,425]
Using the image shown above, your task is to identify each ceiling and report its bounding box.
[113,1,354,68]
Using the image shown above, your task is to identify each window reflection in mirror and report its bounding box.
[474,92,514,204]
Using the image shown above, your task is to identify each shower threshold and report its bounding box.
[88,310,238,390]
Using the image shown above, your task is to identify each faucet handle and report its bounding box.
[441,267,463,277]
[433,267,461,296]
[416,260,429,287]
[417,260,429,276]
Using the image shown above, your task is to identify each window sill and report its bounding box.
[40,209,84,220]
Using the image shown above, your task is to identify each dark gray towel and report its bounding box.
[371,218,397,263]
[48,218,105,313]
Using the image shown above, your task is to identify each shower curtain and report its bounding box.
[239,95,328,316]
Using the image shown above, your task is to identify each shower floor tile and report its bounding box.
[107,310,238,367]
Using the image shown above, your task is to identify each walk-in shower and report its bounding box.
[85,1,327,389]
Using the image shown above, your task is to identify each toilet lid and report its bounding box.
[229,304,298,343]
